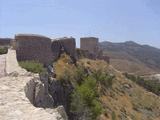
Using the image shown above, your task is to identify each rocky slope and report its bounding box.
[100,41,160,75]
[53,54,160,120]
[1,49,160,120]
[0,50,67,120]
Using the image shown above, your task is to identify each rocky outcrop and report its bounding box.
[51,37,77,63]
[25,75,54,108]
[48,79,73,113]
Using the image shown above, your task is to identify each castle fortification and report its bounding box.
[0,38,12,47]
[51,37,76,61]
[80,37,99,54]
[15,34,53,64]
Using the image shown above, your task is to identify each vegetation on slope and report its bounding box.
[0,47,8,55]
[55,54,115,119]
[19,60,46,73]
[54,54,160,120]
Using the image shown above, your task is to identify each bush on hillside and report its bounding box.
[0,47,8,55]
[57,62,115,119]
[71,76,103,120]
[92,69,115,88]
[19,61,45,73]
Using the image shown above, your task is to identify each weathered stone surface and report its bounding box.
[80,37,99,54]
[51,40,61,60]
[51,37,76,62]
[15,34,53,64]
[6,49,27,75]
[79,37,110,63]
[0,38,12,46]
[25,76,54,108]
[0,49,67,120]
[56,106,68,120]
[49,78,73,115]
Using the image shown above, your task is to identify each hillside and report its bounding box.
[54,54,160,120]
[100,41,160,75]
[1,50,160,120]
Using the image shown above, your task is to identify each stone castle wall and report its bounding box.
[0,38,12,46]
[51,37,76,61]
[80,37,99,54]
[14,34,108,64]
[15,34,53,64]
[80,37,110,63]
[15,35,76,64]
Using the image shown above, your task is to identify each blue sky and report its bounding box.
[0,0,160,48]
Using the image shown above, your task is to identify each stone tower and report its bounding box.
[15,34,53,64]
[80,37,99,54]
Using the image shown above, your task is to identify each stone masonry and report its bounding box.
[51,37,76,62]
[0,38,12,47]
[15,34,53,64]
[12,34,108,64]
[80,37,99,54]
[80,37,110,63]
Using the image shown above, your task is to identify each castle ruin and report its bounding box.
[0,38,12,47]
[51,37,76,62]
[80,37,99,54]
[80,37,110,63]
[1,34,109,64]
[15,34,53,64]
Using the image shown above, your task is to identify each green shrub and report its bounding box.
[71,76,103,120]
[0,47,8,55]
[19,61,45,73]
[111,111,116,120]
[58,66,114,119]
[93,69,115,88]
[74,65,88,85]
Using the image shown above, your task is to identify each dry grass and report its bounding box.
[55,54,160,120]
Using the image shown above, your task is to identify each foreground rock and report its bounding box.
[0,49,67,120]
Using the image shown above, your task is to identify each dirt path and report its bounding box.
[0,54,6,78]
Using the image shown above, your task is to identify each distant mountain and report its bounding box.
[100,41,160,75]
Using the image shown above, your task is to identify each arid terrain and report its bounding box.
[100,41,160,75]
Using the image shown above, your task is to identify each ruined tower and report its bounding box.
[80,37,99,54]
[15,34,53,64]
[51,37,76,62]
